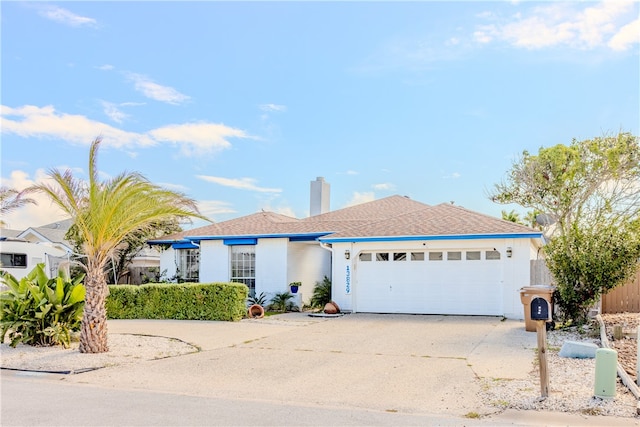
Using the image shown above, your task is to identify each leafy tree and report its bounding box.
[490,132,640,324]
[29,137,208,353]
[491,132,640,239]
[0,186,36,227]
[545,222,640,324]
[66,218,182,284]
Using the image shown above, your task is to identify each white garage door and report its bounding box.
[354,249,503,315]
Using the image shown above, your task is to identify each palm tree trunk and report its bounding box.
[79,271,109,353]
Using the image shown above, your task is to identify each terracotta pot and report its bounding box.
[329,300,341,313]
[248,304,265,319]
[324,302,338,314]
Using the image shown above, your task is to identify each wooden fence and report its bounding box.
[602,270,640,314]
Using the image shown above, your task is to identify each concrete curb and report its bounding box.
[596,314,640,414]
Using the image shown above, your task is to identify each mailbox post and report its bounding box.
[531,296,551,398]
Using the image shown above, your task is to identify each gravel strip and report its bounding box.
[1,334,198,373]
[479,326,639,418]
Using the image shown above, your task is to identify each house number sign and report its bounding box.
[345,265,351,294]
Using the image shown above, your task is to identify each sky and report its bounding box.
[1,1,639,231]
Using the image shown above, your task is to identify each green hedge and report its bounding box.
[106,282,248,321]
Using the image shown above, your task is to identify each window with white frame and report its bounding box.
[231,245,256,296]
[177,249,200,282]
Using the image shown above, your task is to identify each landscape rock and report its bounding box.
[558,340,598,358]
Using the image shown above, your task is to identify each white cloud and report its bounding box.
[150,123,248,156]
[101,101,129,124]
[126,73,190,105]
[259,104,287,112]
[372,183,396,191]
[443,172,462,179]
[197,200,237,217]
[345,191,375,207]
[36,5,97,27]
[475,1,638,51]
[608,17,640,51]
[196,175,282,193]
[259,203,296,218]
[157,182,188,192]
[96,64,114,71]
[1,105,155,148]
[0,170,68,230]
[1,104,249,158]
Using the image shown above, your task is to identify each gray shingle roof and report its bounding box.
[153,195,538,243]
[322,202,536,240]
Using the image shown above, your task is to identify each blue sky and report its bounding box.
[2,1,639,230]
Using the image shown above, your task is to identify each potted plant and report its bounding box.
[289,281,301,294]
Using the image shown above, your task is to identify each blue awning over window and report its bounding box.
[172,242,199,249]
[223,238,258,246]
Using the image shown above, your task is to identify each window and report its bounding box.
[466,251,481,260]
[447,251,462,261]
[0,253,27,269]
[231,245,256,296]
[411,252,425,261]
[359,252,372,261]
[393,252,407,261]
[376,252,389,261]
[428,252,443,261]
[177,249,200,282]
[486,250,501,260]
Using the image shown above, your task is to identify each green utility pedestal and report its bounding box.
[594,348,618,399]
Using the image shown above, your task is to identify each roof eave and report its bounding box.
[319,232,544,244]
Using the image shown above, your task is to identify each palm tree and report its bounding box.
[501,209,522,224]
[0,186,36,227]
[30,137,208,353]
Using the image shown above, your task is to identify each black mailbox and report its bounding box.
[530,296,550,321]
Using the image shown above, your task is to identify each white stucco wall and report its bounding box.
[159,248,177,281]
[287,241,332,305]
[255,238,288,300]
[329,238,536,319]
[199,240,229,283]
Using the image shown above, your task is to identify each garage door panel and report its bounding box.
[355,250,503,315]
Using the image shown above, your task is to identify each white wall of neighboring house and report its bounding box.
[328,237,535,319]
[0,240,69,282]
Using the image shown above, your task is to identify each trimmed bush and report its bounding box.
[106,282,248,321]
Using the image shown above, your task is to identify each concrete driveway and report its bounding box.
[62,313,537,418]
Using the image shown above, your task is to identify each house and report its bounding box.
[0,220,74,281]
[0,219,161,285]
[0,238,69,282]
[149,179,543,319]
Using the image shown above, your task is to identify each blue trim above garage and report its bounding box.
[319,232,543,243]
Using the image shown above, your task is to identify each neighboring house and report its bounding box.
[0,219,161,285]
[0,221,73,281]
[150,180,543,319]
[0,238,69,281]
[15,219,75,253]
